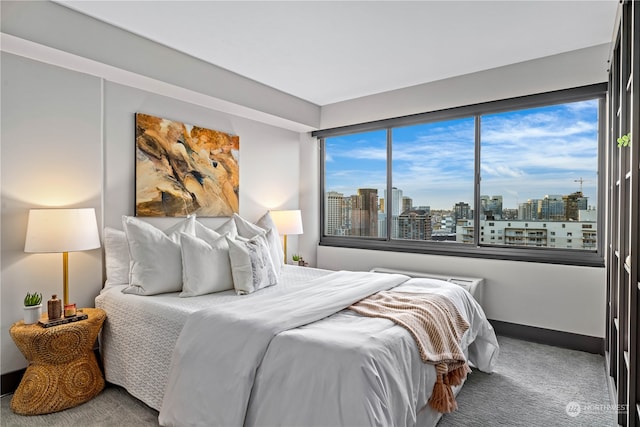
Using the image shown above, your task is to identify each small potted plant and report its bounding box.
[23,292,43,325]
[292,254,308,267]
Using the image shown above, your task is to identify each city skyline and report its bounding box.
[325,99,599,210]
[325,186,596,250]
[326,187,591,218]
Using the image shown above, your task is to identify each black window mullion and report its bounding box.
[474,115,482,247]
[386,127,393,241]
[319,137,326,238]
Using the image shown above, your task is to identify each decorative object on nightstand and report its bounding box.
[9,307,106,415]
[23,292,43,325]
[38,311,88,328]
[269,209,303,263]
[24,208,101,309]
[292,254,308,267]
[47,294,62,320]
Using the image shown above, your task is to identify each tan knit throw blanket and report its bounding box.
[349,291,471,413]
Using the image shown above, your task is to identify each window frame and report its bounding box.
[314,84,607,267]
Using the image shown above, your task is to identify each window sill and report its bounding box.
[319,237,605,268]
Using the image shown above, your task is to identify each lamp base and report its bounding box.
[283,234,288,264]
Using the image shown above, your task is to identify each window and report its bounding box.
[316,84,605,266]
[480,100,599,251]
[324,130,386,238]
[391,118,474,243]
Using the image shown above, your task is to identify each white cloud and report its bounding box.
[325,100,599,209]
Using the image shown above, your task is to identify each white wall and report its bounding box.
[0,2,308,376]
[316,246,605,338]
[301,44,610,339]
[320,44,611,129]
[102,81,302,231]
[1,53,104,374]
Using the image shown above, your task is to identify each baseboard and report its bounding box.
[1,368,25,397]
[490,319,605,355]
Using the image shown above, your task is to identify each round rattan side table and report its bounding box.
[9,307,106,415]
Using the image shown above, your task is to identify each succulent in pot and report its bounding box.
[23,292,43,325]
[292,254,306,266]
[24,292,42,307]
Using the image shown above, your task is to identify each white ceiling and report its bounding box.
[55,1,618,106]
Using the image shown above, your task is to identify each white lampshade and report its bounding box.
[25,208,101,253]
[269,210,303,235]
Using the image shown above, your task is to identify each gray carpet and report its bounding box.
[0,336,616,426]
[439,336,616,427]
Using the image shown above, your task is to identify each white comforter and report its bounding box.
[158,271,498,427]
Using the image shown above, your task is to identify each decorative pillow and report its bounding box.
[179,232,233,297]
[194,220,222,241]
[233,213,283,274]
[212,217,238,239]
[226,230,278,295]
[103,227,130,288]
[122,215,196,296]
[256,211,285,267]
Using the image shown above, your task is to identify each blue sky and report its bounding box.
[325,99,599,211]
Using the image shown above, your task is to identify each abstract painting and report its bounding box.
[135,113,239,217]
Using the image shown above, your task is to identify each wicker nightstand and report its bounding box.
[9,307,106,415]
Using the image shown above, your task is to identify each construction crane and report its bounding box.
[574,177,588,193]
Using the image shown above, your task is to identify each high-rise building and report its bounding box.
[480,195,489,218]
[563,191,588,221]
[325,191,344,235]
[454,202,471,221]
[481,195,502,220]
[378,212,387,238]
[398,209,431,240]
[351,188,378,237]
[339,195,352,235]
[538,195,564,220]
[384,187,402,238]
[518,199,540,220]
[402,196,413,214]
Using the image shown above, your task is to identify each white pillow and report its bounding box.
[212,217,238,239]
[194,221,222,241]
[103,227,130,288]
[256,212,285,267]
[233,213,283,274]
[179,232,233,297]
[122,215,196,295]
[226,230,278,295]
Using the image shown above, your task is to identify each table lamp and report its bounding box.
[269,209,303,263]
[24,208,101,307]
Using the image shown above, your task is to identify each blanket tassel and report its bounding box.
[447,363,471,386]
[428,363,457,413]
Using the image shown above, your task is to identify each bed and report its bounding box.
[96,214,499,427]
